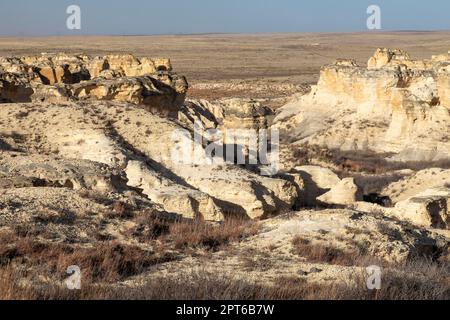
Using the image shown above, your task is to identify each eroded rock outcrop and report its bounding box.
[294,165,340,206]
[274,48,450,162]
[0,153,126,193]
[1,100,299,221]
[317,177,362,206]
[0,53,188,117]
[125,160,224,221]
[180,98,274,133]
[0,53,301,221]
[395,189,450,229]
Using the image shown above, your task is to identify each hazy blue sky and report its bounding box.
[1,0,450,36]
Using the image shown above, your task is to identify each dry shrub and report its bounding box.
[167,218,259,251]
[104,201,134,219]
[0,264,111,300]
[290,144,332,165]
[58,243,171,282]
[0,265,37,300]
[33,209,77,225]
[129,213,259,252]
[291,236,382,267]
[3,262,448,300]
[132,259,449,300]
[353,173,404,195]
[331,150,450,174]
[0,230,175,283]
[131,209,175,241]
[290,144,450,175]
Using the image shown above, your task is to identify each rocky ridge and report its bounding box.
[0,53,188,117]
[274,48,450,162]
[0,53,298,222]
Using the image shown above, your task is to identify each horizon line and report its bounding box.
[0,29,449,38]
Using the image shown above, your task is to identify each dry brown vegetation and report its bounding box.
[0,230,175,283]
[167,218,259,251]
[0,213,259,299]
[2,261,449,300]
[1,221,448,300]
[291,144,450,175]
[129,209,259,249]
[291,236,383,267]
[289,235,450,299]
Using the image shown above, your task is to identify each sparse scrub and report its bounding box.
[168,218,259,251]
[0,213,260,295]
[290,144,450,175]
[2,261,449,300]
[0,230,175,283]
[291,235,392,267]
[104,201,134,219]
[32,209,77,225]
[131,208,175,240]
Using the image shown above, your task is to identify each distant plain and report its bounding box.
[2,32,450,85]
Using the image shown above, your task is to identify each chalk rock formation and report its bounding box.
[367,48,411,69]
[0,153,126,193]
[180,98,274,132]
[125,160,224,221]
[317,177,362,206]
[180,98,277,172]
[1,100,298,221]
[0,52,300,221]
[394,188,450,229]
[294,165,340,206]
[382,168,450,203]
[0,53,188,117]
[274,48,450,163]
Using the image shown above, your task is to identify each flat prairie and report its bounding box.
[1,32,450,84]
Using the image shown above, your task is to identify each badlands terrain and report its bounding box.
[1,33,450,299]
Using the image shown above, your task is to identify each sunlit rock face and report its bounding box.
[0,53,188,117]
[0,51,300,221]
[274,48,450,162]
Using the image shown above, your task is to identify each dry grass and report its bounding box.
[130,208,176,241]
[0,230,175,283]
[2,262,449,300]
[290,144,450,175]
[128,210,259,250]
[330,150,450,174]
[1,210,447,300]
[290,235,450,299]
[291,236,379,267]
[0,213,259,297]
[104,201,134,219]
[0,216,261,300]
[1,226,448,300]
[167,218,259,251]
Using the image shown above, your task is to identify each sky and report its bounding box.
[0,0,450,36]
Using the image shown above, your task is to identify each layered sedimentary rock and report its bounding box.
[294,165,340,206]
[1,100,299,221]
[0,52,301,221]
[180,98,277,172]
[0,154,126,193]
[125,160,223,221]
[0,53,188,117]
[317,177,362,206]
[274,48,450,162]
[394,188,450,229]
[180,98,274,132]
